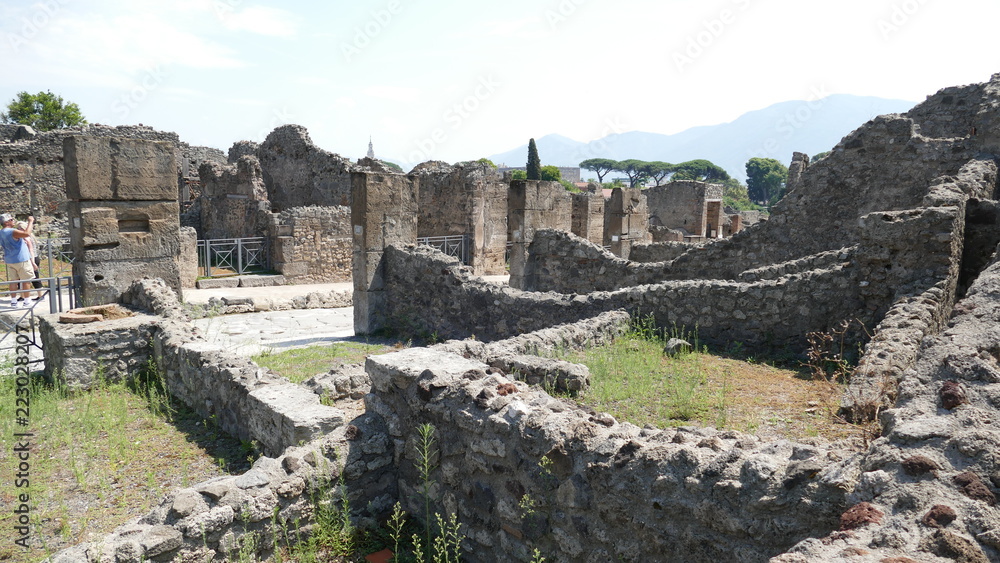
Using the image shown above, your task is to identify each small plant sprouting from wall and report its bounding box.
[375,423,465,562]
[803,319,865,384]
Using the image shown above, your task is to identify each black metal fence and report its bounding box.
[198,237,270,278]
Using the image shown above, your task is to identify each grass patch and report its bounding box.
[555,321,863,443]
[253,340,396,383]
[0,368,253,562]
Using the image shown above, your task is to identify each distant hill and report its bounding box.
[489,95,917,182]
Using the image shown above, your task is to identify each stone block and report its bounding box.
[75,260,182,306]
[64,136,113,200]
[246,383,346,455]
[238,275,286,287]
[64,136,176,201]
[277,261,309,277]
[70,201,181,261]
[196,277,240,289]
[178,227,198,289]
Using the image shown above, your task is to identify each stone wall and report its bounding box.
[198,156,270,240]
[0,124,220,237]
[644,180,724,238]
[40,312,158,390]
[412,161,509,275]
[46,278,394,563]
[603,187,650,258]
[352,171,419,334]
[508,180,572,289]
[268,206,353,284]
[365,347,851,562]
[383,243,870,353]
[257,125,355,210]
[570,192,604,244]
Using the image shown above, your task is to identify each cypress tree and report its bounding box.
[526,138,541,180]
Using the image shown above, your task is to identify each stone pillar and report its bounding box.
[64,136,182,305]
[508,180,572,290]
[351,171,418,335]
[604,187,649,259]
[571,192,605,244]
[786,152,809,194]
[706,200,724,238]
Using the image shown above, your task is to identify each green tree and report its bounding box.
[510,169,527,180]
[639,161,674,186]
[721,178,759,211]
[1,91,86,131]
[380,160,403,172]
[745,157,789,205]
[526,138,541,180]
[671,159,730,182]
[615,159,649,188]
[810,151,830,163]
[579,158,618,183]
[540,165,561,181]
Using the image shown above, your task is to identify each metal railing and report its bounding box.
[37,237,74,280]
[198,237,270,278]
[0,275,79,355]
[418,234,469,265]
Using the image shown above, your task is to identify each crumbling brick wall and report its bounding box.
[257,125,354,210]
[412,161,508,275]
[268,206,353,284]
[198,156,270,240]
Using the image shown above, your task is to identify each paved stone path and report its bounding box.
[191,307,355,356]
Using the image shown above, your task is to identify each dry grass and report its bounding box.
[0,375,254,562]
[557,330,866,445]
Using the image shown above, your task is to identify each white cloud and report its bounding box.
[219,6,298,37]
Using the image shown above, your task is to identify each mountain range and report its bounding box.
[488,94,918,182]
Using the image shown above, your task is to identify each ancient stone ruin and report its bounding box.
[33,73,1000,562]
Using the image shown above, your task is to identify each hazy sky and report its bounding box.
[2,0,998,166]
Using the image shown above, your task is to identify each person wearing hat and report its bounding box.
[1,213,36,308]
[15,220,43,293]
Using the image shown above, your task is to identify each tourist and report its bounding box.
[16,220,43,293]
[1,213,36,307]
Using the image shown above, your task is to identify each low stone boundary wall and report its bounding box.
[50,446,336,563]
[385,244,868,353]
[433,310,631,392]
[628,239,698,263]
[736,247,854,282]
[365,347,852,562]
[41,279,347,457]
[521,229,668,293]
